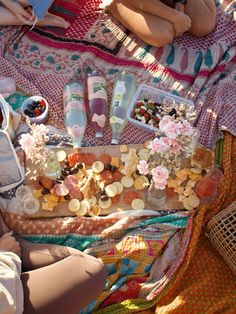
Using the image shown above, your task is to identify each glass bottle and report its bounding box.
[63,78,87,148]
[110,72,137,144]
[87,71,108,138]
[43,150,61,180]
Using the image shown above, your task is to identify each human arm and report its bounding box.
[0,233,23,314]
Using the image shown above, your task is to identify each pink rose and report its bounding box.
[168,138,182,154]
[147,137,169,155]
[181,120,193,136]
[151,166,169,190]
[137,160,149,175]
[159,116,182,139]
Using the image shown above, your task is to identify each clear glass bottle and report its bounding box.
[87,71,108,138]
[63,78,87,148]
[110,72,137,144]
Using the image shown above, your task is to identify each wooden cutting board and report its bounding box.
[24,144,184,218]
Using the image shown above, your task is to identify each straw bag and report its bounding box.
[207,202,236,275]
[0,95,24,193]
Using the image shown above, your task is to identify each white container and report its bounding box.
[127,84,195,133]
[21,96,49,124]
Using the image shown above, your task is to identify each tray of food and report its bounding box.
[23,144,182,218]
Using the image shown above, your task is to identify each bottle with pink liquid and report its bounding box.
[63,78,87,148]
[87,71,108,138]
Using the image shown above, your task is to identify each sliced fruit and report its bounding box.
[121,176,134,188]
[99,153,111,164]
[92,161,105,174]
[123,191,140,205]
[68,199,81,212]
[105,184,117,198]
[56,150,67,162]
[166,187,176,198]
[134,175,149,190]
[112,182,123,194]
[131,198,145,210]
[88,204,101,217]
[64,175,78,190]
[99,170,114,185]
[98,197,112,209]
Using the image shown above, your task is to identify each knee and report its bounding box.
[145,23,174,48]
[191,18,216,37]
[87,256,107,292]
[190,0,216,37]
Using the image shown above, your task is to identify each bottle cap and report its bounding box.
[111,138,119,145]
[95,131,103,138]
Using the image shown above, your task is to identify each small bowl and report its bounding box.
[21,96,49,124]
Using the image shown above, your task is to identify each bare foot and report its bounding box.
[36,12,70,28]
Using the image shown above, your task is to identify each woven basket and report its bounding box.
[207,202,236,275]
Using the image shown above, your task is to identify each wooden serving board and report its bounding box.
[25,144,184,218]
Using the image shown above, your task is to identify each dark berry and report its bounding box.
[64,195,71,201]
[64,166,71,172]
[136,170,140,175]
[61,169,67,176]
[70,168,79,175]
[42,188,50,195]
[146,174,152,181]
[101,195,109,202]
[38,179,43,186]
[104,163,112,170]
[77,163,83,169]
[24,109,32,116]
[56,179,63,184]
[168,109,177,116]
[110,165,117,172]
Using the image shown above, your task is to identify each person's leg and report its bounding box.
[108,0,175,47]
[18,238,106,314]
[184,0,216,37]
[0,6,24,25]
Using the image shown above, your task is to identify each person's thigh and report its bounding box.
[109,0,175,47]
[22,253,106,314]
[184,0,216,36]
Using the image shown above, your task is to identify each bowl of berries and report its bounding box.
[21,96,49,124]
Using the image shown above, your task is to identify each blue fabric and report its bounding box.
[27,0,54,19]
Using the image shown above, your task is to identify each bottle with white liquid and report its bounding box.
[110,72,137,144]
[63,78,87,148]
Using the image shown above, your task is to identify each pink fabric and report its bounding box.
[0,0,235,148]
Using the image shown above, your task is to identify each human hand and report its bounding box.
[0,232,21,258]
[1,0,32,24]
[171,10,191,37]
[174,2,185,13]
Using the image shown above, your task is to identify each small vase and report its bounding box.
[42,150,61,180]
[146,182,166,208]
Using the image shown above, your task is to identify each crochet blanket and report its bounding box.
[0,0,236,313]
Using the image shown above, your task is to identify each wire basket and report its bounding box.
[207,201,236,275]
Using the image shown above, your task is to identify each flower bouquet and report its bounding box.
[19,122,61,179]
[137,115,199,206]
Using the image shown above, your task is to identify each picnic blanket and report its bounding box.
[0,0,236,313]
[0,0,235,148]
